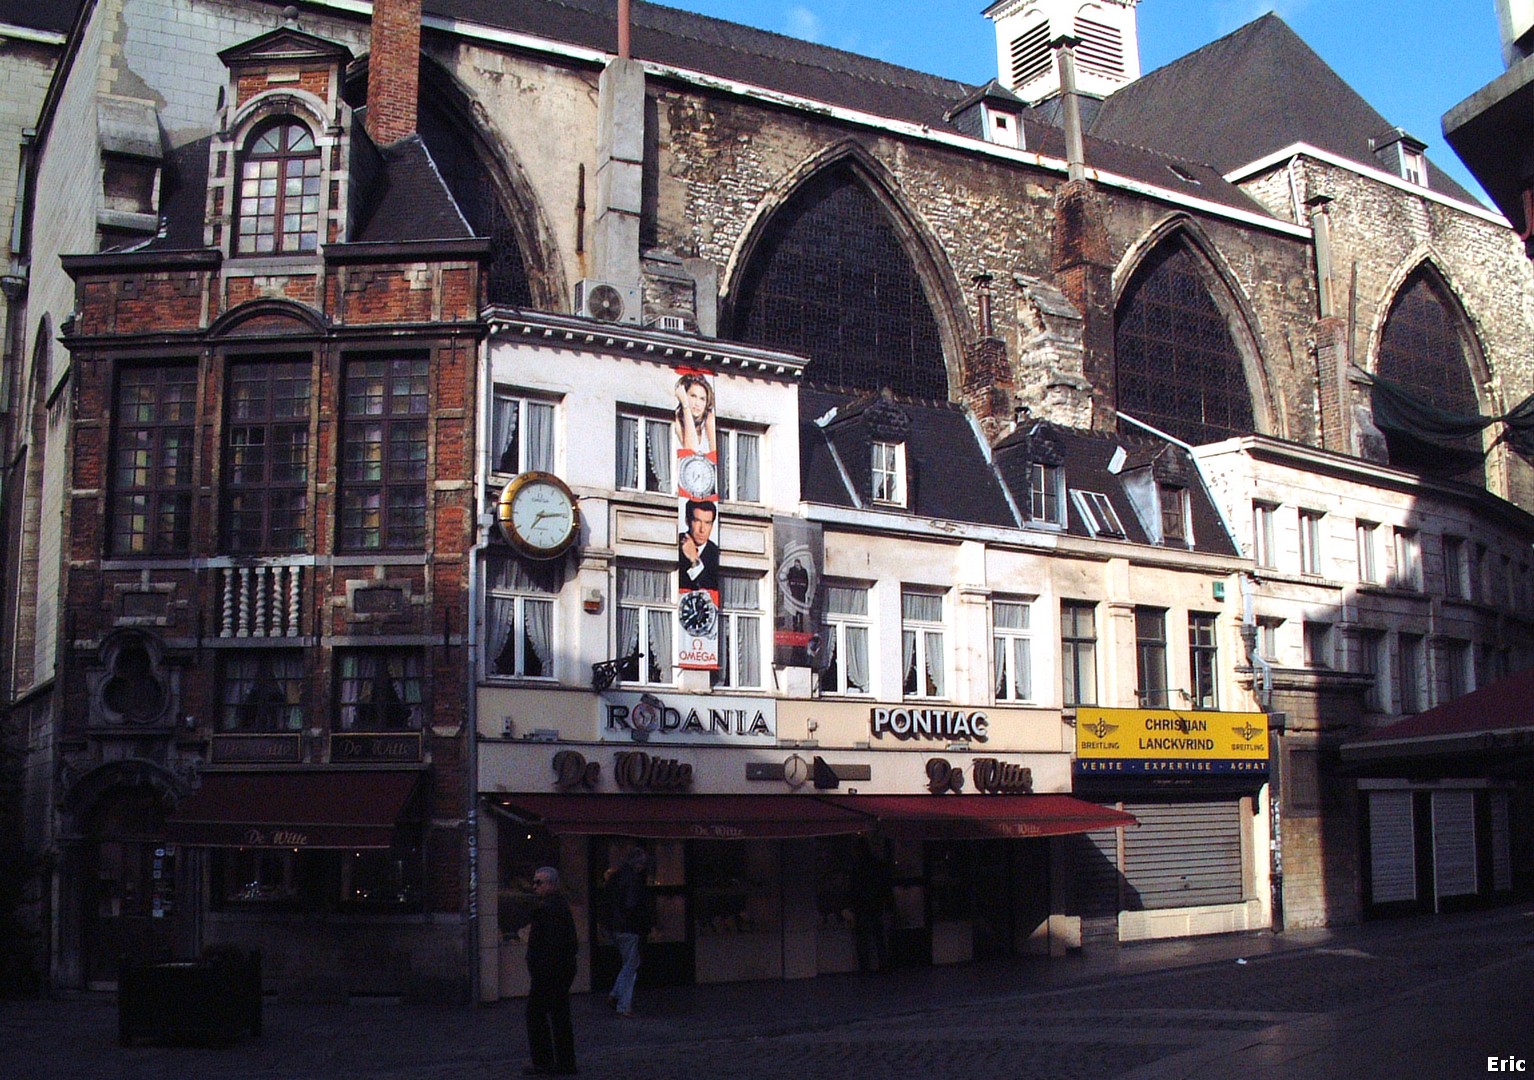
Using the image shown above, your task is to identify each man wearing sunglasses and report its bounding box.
[521,867,578,1075]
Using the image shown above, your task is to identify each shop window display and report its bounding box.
[691,841,780,936]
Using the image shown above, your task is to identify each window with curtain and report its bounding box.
[713,573,763,689]
[1188,612,1218,710]
[901,589,945,699]
[340,358,428,550]
[1442,535,1466,599]
[872,441,906,505]
[223,359,311,553]
[1253,502,1277,568]
[1355,521,1379,584]
[486,556,562,679]
[336,650,424,730]
[616,412,672,493]
[1061,601,1097,707]
[490,392,556,475]
[617,565,674,685]
[111,365,197,555]
[1298,509,1324,576]
[716,426,762,502]
[822,582,871,696]
[218,650,305,732]
[1135,607,1168,707]
[1392,528,1422,591]
[993,599,1033,702]
[236,119,321,255]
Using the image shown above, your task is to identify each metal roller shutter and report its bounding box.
[1368,790,1416,904]
[1432,790,1477,900]
[1119,800,1242,910]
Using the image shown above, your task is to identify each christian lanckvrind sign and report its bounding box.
[600,691,777,745]
[1073,707,1269,776]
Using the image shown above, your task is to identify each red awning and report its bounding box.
[819,794,1137,839]
[165,770,422,849]
[495,794,873,840]
[1342,664,1534,761]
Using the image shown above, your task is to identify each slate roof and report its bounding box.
[1088,13,1474,203]
[0,0,82,34]
[353,135,474,243]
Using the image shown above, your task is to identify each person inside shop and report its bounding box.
[520,866,578,1076]
[851,838,894,973]
[677,499,720,593]
[600,843,655,1018]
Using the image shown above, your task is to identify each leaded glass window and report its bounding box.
[731,167,948,399]
[1115,243,1255,445]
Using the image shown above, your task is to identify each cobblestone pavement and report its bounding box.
[6,904,1532,1080]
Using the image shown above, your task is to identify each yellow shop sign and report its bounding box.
[1074,707,1269,776]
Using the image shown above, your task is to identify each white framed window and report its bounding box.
[485,556,561,679]
[1073,490,1125,538]
[1401,147,1427,186]
[714,572,763,689]
[1189,612,1219,710]
[1028,463,1063,524]
[1443,535,1467,599]
[1398,633,1423,713]
[616,565,674,686]
[1299,509,1324,576]
[490,392,556,475]
[1135,607,1169,707]
[992,599,1034,702]
[822,582,872,696]
[1392,528,1422,591]
[1061,600,1097,707]
[1253,502,1277,568]
[1256,617,1282,662]
[715,426,762,502]
[1356,521,1379,584]
[1303,621,1332,668]
[901,589,946,699]
[1160,484,1188,544]
[872,441,906,505]
[1356,629,1386,711]
[616,411,672,493]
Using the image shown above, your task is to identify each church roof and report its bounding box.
[1088,13,1474,202]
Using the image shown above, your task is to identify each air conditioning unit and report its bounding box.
[573,279,640,324]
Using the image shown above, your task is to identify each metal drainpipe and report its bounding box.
[466,327,491,1004]
[1053,34,1087,183]
[1240,572,1283,933]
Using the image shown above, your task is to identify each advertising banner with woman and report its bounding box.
[673,368,720,670]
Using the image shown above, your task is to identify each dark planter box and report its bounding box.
[118,949,263,1045]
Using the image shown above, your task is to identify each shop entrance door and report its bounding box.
[589,838,693,990]
[83,790,178,988]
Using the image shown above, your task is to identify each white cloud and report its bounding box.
[784,5,824,42]
[1212,0,1312,34]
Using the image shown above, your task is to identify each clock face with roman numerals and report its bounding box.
[497,471,579,559]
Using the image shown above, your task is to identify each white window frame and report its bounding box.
[616,410,673,494]
[1299,509,1324,576]
[1160,484,1188,544]
[1256,617,1282,663]
[1072,490,1126,538]
[1443,535,1467,599]
[1061,600,1098,707]
[1356,629,1386,711]
[871,441,906,506]
[1356,520,1379,584]
[1401,147,1427,186]
[714,572,764,690]
[489,391,557,476]
[485,557,559,681]
[1188,611,1219,710]
[716,425,763,503]
[992,598,1034,703]
[901,589,947,700]
[1253,501,1277,568]
[616,564,676,687]
[822,582,873,697]
[1303,621,1332,669]
[1028,463,1064,525]
[1393,527,1422,591]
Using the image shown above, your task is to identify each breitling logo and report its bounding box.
[1083,718,1119,740]
[1235,721,1263,742]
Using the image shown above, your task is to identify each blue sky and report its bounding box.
[655,1,1506,205]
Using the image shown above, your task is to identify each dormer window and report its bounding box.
[1159,484,1188,544]
[1401,146,1427,186]
[1073,490,1125,538]
[871,441,906,505]
[1028,462,1064,524]
[237,120,321,254]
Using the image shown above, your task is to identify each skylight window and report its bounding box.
[1072,490,1126,538]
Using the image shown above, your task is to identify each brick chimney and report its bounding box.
[366,0,421,146]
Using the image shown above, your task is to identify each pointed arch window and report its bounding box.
[731,165,948,399]
[237,120,322,255]
[1376,269,1483,480]
[1114,242,1255,445]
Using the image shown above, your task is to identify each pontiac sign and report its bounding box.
[1074,707,1269,776]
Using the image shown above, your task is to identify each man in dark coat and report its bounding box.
[523,866,578,1075]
